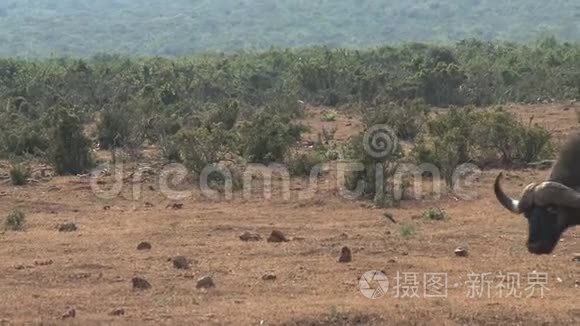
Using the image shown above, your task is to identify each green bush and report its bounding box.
[362,100,430,141]
[422,208,448,221]
[241,110,305,163]
[9,164,30,186]
[285,150,326,177]
[413,106,553,183]
[205,101,240,130]
[5,209,25,231]
[400,224,416,239]
[97,109,133,149]
[47,108,95,175]
[320,109,337,122]
[175,125,240,174]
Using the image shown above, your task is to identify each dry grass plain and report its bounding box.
[0,104,578,325]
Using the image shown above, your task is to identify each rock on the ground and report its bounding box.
[267,230,289,243]
[34,259,53,266]
[109,308,125,316]
[454,247,469,257]
[338,246,352,263]
[196,276,215,289]
[137,241,152,251]
[58,223,78,232]
[240,231,262,242]
[262,273,277,281]
[572,253,580,262]
[172,256,191,270]
[132,277,151,290]
[62,307,76,319]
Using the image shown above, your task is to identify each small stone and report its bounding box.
[137,242,152,251]
[172,256,191,270]
[572,254,580,262]
[34,259,53,266]
[196,276,215,289]
[103,206,111,211]
[144,202,154,208]
[166,203,183,210]
[109,308,125,316]
[14,264,25,270]
[454,247,468,257]
[338,246,352,263]
[262,273,277,281]
[132,277,151,290]
[58,223,78,232]
[62,307,76,319]
[387,259,396,264]
[267,230,289,243]
[575,280,579,288]
[239,231,262,242]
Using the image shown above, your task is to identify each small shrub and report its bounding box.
[422,208,448,221]
[9,164,30,186]
[175,125,240,174]
[321,109,337,122]
[205,101,240,130]
[241,110,305,163]
[400,224,416,238]
[285,150,325,176]
[48,108,95,175]
[5,209,25,231]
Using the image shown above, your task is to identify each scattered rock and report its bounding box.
[148,185,155,191]
[144,202,154,208]
[292,236,306,241]
[58,223,78,232]
[262,273,277,281]
[338,246,352,263]
[196,276,215,289]
[109,308,125,316]
[239,231,262,242]
[575,280,579,288]
[14,264,26,270]
[166,203,183,210]
[62,307,76,319]
[338,232,349,240]
[34,259,53,266]
[267,230,289,243]
[383,212,397,224]
[573,254,580,262]
[103,205,111,211]
[387,258,397,264]
[137,242,152,251]
[132,277,151,290]
[172,256,191,270]
[454,247,469,257]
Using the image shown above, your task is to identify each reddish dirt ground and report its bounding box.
[0,104,578,325]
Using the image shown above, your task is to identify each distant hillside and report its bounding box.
[1,0,579,57]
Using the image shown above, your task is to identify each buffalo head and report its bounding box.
[494,172,579,254]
